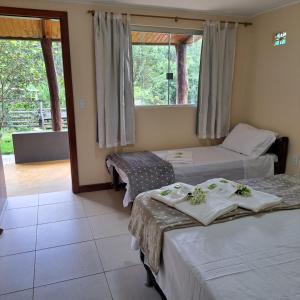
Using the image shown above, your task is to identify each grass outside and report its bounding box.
[1,128,35,155]
[0,131,14,154]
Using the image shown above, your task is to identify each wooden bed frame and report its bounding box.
[139,136,289,299]
[111,137,289,191]
[267,137,289,174]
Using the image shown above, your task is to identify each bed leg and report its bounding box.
[145,267,154,287]
[112,167,121,191]
[140,251,167,299]
[140,251,154,287]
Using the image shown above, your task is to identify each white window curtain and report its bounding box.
[196,21,238,139]
[94,12,135,148]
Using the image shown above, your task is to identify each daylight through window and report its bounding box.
[132,28,202,106]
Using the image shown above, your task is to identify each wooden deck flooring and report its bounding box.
[3,158,71,197]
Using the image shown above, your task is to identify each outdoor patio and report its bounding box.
[3,155,71,197]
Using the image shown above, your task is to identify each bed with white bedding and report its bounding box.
[130,175,300,300]
[155,209,300,300]
[107,139,288,207]
[106,124,289,206]
[154,146,276,184]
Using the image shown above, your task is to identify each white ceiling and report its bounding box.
[76,0,300,17]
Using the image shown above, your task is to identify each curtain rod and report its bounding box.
[87,10,252,27]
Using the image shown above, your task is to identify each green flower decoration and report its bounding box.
[188,187,206,205]
[235,184,252,197]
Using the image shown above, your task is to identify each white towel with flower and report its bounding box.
[197,178,238,197]
[174,194,238,225]
[198,178,282,212]
[151,182,194,207]
[167,151,193,164]
[229,190,282,212]
[151,178,282,225]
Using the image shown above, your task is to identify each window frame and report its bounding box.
[131,25,203,107]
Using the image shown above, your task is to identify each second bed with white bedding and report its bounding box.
[113,146,275,206]
[154,145,276,185]
[155,209,300,300]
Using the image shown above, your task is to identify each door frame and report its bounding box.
[0,6,80,193]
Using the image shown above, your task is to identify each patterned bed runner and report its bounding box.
[107,151,175,200]
[128,175,300,274]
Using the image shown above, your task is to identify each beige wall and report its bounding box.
[0,0,252,185]
[233,4,300,174]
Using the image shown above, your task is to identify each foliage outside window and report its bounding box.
[132,28,202,106]
[0,40,65,128]
[0,39,65,154]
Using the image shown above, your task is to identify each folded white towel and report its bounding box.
[167,151,193,164]
[199,178,282,213]
[152,178,282,226]
[197,178,237,197]
[229,190,282,212]
[175,194,238,225]
[151,182,194,207]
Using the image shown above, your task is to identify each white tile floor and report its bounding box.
[0,190,161,300]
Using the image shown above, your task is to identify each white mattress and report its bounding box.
[154,146,275,185]
[155,209,300,300]
[107,145,276,207]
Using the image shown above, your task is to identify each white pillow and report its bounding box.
[221,123,277,158]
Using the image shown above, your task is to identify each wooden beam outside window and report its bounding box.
[41,19,61,131]
[175,43,189,104]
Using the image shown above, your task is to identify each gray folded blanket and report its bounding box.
[107,151,175,200]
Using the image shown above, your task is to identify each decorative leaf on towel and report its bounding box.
[235,184,252,197]
[160,190,172,196]
[188,187,206,205]
[220,179,229,183]
[208,183,217,190]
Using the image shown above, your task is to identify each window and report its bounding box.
[132,27,202,106]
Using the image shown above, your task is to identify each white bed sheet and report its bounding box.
[107,146,276,207]
[154,146,275,185]
[155,209,300,300]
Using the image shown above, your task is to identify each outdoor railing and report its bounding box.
[3,108,68,130]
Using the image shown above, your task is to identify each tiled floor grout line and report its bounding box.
[2,215,88,230]
[37,239,95,252]
[33,271,104,289]
[0,232,131,259]
[0,263,144,298]
[103,262,141,274]
[93,237,114,300]
[0,249,36,259]
[6,204,38,211]
[87,211,114,299]
[1,211,131,252]
[0,272,105,297]
[0,288,33,298]
[103,272,114,300]
[2,211,130,231]
[1,192,140,299]
[105,263,144,275]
